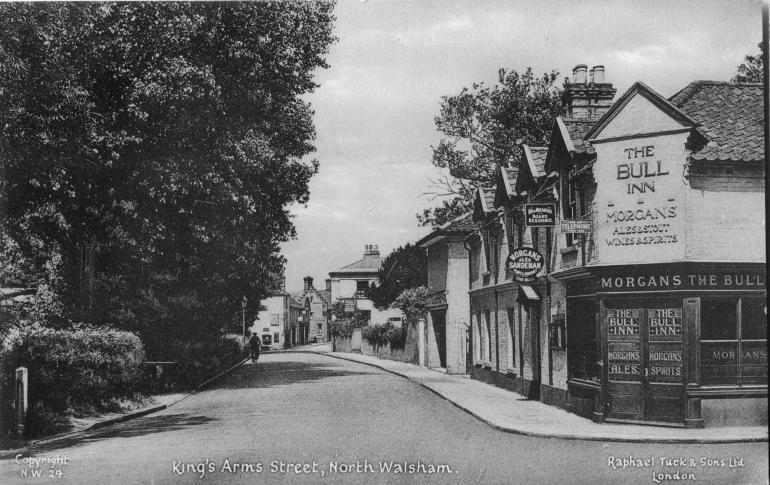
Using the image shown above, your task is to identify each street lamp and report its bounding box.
[241,296,248,345]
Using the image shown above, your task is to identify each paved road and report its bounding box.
[1,352,767,484]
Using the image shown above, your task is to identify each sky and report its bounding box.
[281,0,763,291]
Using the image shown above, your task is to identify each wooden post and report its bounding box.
[15,367,28,437]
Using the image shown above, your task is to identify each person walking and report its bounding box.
[249,333,261,363]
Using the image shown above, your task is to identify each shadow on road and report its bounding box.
[10,413,216,457]
[218,357,375,390]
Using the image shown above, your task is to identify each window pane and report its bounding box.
[700,342,738,385]
[741,297,767,340]
[741,340,768,385]
[700,299,737,340]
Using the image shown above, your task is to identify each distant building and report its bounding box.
[416,213,477,374]
[252,292,303,349]
[328,244,402,326]
[292,276,332,343]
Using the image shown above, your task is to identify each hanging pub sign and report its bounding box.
[560,219,592,234]
[524,203,556,227]
[506,247,545,283]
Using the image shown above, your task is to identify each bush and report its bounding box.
[158,336,245,390]
[362,322,408,349]
[0,322,145,437]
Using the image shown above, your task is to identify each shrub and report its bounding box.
[330,302,370,338]
[362,322,408,349]
[157,336,245,390]
[0,321,145,437]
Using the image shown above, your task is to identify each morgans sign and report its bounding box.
[506,248,544,283]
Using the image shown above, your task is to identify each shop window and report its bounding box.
[507,308,515,369]
[700,297,767,386]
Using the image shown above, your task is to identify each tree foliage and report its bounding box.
[419,68,563,227]
[732,42,763,83]
[366,243,426,310]
[0,2,336,350]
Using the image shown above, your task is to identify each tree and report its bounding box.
[366,243,427,310]
[732,43,763,83]
[0,3,335,348]
[419,68,563,227]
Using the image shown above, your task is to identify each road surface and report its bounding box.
[1,352,767,484]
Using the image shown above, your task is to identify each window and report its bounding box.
[700,297,767,386]
[273,332,280,343]
[484,310,492,363]
[549,315,566,350]
[473,312,482,362]
[507,308,515,369]
[270,313,279,326]
[482,229,491,274]
[356,280,369,296]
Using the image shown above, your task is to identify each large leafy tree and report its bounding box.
[0,2,335,347]
[732,42,763,83]
[366,244,426,310]
[419,68,563,227]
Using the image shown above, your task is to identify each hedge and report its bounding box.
[0,322,145,437]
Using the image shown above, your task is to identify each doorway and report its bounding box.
[603,299,685,424]
[431,309,447,368]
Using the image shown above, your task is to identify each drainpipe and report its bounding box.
[463,238,473,370]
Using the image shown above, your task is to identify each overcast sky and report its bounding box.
[281,0,763,291]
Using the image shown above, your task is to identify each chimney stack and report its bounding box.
[563,63,616,119]
[303,276,314,292]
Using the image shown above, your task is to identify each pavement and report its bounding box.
[287,345,768,444]
[0,356,250,454]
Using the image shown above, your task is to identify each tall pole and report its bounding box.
[762,0,770,242]
[242,296,248,345]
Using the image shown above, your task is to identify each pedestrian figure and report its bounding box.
[249,333,261,363]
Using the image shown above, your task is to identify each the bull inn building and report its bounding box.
[467,65,766,427]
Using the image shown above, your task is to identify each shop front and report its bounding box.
[562,263,767,427]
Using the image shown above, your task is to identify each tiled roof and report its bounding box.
[479,186,496,212]
[442,212,477,232]
[523,145,548,177]
[669,81,763,163]
[416,212,477,247]
[562,118,599,154]
[317,289,332,308]
[332,254,382,274]
[503,166,518,194]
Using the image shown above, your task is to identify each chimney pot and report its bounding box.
[303,276,314,291]
[572,64,588,84]
[592,65,605,83]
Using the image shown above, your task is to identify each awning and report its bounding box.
[518,285,540,302]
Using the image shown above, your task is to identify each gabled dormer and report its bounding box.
[515,144,548,200]
[493,165,518,208]
[586,81,699,144]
